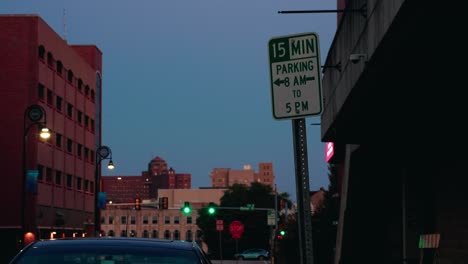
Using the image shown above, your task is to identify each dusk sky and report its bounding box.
[2,0,337,201]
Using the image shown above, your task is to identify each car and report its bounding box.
[234,248,270,260]
[9,237,213,264]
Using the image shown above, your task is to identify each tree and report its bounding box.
[197,182,290,259]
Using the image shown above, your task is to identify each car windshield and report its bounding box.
[11,245,201,264]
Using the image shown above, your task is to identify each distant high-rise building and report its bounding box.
[210,162,275,188]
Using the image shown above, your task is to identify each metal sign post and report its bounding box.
[293,118,314,264]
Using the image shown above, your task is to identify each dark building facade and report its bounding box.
[323,1,467,263]
[0,15,103,261]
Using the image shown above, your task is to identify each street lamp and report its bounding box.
[94,146,114,236]
[22,104,50,247]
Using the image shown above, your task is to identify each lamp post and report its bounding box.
[94,146,114,237]
[22,105,50,247]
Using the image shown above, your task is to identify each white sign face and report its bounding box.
[268,33,323,120]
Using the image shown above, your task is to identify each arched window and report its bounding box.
[47,52,54,67]
[130,230,136,237]
[68,70,73,83]
[143,230,149,238]
[164,230,171,240]
[186,230,193,242]
[78,79,83,92]
[173,230,180,240]
[38,45,45,60]
[108,230,115,237]
[120,230,127,237]
[152,230,158,238]
[56,60,63,75]
[85,85,90,97]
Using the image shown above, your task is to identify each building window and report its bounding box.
[67,70,73,83]
[121,216,127,225]
[130,216,136,225]
[38,83,45,100]
[173,230,180,240]
[174,216,180,224]
[143,215,148,224]
[91,90,95,102]
[56,60,63,75]
[84,148,89,161]
[56,133,62,148]
[66,174,72,188]
[109,216,114,224]
[77,144,82,158]
[85,115,89,129]
[90,181,94,193]
[152,216,158,224]
[47,52,54,67]
[38,45,45,59]
[143,230,149,238]
[67,138,73,153]
[164,230,171,240]
[77,177,82,190]
[56,96,62,112]
[130,230,136,237]
[77,110,82,124]
[120,230,127,237]
[46,167,52,183]
[37,164,44,181]
[85,85,90,97]
[165,216,170,224]
[47,89,53,105]
[67,103,73,118]
[90,119,95,133]
[186,230,193,242]
[84,180,89,192]
[55,171,62,185]
[187,216,192,224]
[108,230,115,237]
[78,79,83,92]
[152,230,158,238]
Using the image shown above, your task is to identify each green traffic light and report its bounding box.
[181,201,192,214]
[279,230,286,236]
[208,207,216,214]
[183,207,191,214]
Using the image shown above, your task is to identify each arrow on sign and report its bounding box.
[274,78,286,86]
[274,76,315,87]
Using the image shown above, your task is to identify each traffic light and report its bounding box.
[277,229,286,240]
[181,201,191,214]
[207,202,217,215]
[135,198,141,210]
[159,197,168,209]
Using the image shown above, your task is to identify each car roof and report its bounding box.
[27,237,197,251]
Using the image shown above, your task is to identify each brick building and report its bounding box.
[0,15,103,260]
[210,162,275,189]
[102,156,191,203]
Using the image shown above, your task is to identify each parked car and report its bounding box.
[234,248,270,260]
[9,237,213,264]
